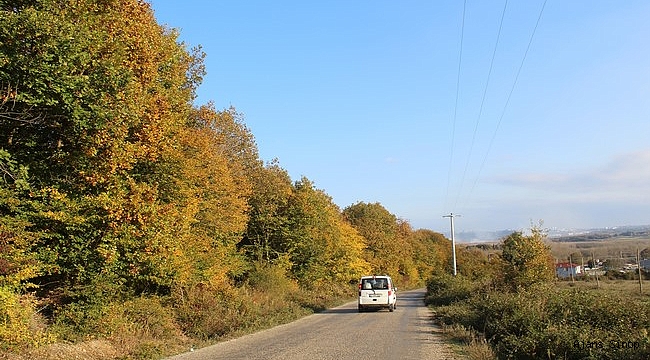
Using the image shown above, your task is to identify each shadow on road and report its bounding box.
[318,307,360,314]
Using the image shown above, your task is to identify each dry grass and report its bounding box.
[556,278,649,300]
[439,323,496,360]
[548,236,650,262]
[466,340,496,360]
[441,323,475,345]
[0,340,119,360]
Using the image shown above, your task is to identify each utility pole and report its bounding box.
[638,248,643,295]
[443,213,460,276]
[569,254,575,283]
[592,252,599,289]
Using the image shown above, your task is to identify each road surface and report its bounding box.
[168,289,458,360]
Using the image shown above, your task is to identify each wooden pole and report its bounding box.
[638,248,643,295]
[592,252,600,289]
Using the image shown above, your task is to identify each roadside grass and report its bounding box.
[437,323,495,360]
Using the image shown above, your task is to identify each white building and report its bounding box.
[556,262,582,278]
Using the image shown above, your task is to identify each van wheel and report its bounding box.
[389,304,394,312]
[358,306,363,313]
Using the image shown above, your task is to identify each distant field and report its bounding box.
[556,278,649,300]
[548,235,650,263]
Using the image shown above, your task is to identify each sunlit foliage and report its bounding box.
[0,0,450,354]
[498,227,555,290]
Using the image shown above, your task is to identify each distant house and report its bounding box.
[641,259,650,272]
[556,262,582,278]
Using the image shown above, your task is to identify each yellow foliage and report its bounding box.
[0,287,55,350]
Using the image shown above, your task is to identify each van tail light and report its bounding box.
[388,290,392,296]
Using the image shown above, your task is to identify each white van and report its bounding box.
[357,275,397,312]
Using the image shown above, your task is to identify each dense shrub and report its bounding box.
[173,284,254,339]
[246,261,299,298]
[428,279,650,359]
[425,273,477,306]
[108,297,179,339]
[0,287,53,350]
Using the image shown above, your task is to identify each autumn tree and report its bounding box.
[406,229,452,277]
[170,106,254,289]
[0,150,41,291]
[343,202,402,276]
[241,160,293,263]
[284,178,370,286]
[498,227,555,291]
[0,0,256,301]
[456,246,493,280]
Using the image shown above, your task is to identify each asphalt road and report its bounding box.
[167,289,458,360]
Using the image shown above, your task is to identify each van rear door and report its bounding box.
[358,277,392,311]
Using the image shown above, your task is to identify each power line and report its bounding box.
[444,0,467,212]
[454,0,509,211]
[464,0,548,209]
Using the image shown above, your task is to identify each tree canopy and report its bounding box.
[499,228,555,290]
[0,0,453,351]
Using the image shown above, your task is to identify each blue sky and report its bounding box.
[150,1,650,235]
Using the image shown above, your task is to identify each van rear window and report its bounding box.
[361,278,388,290]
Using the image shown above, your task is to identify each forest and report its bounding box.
[0,1,453,357]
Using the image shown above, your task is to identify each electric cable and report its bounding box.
[454,0,509,211]
[444,0,467,212]
[464,0,548,211]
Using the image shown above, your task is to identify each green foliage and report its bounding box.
[425,273,477,307]
[343,202,402,276]
[0,0,450,356]
[408,229,452,280]
[428,224,649,359]
[499,228,555,291]
[428,280,650,360]
[0,150,45,291]
[285,178,370,286]
[241,161,293,263]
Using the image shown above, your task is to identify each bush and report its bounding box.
[0,287,54,351]
[104,296,180,358]
[425,273,477,306]
[428,282,650,360]
[173,284,254,339]
[109,297,178,339]
[51,298,111,341]
[247,262,299,298]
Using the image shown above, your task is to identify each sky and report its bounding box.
[149,1,650,236]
